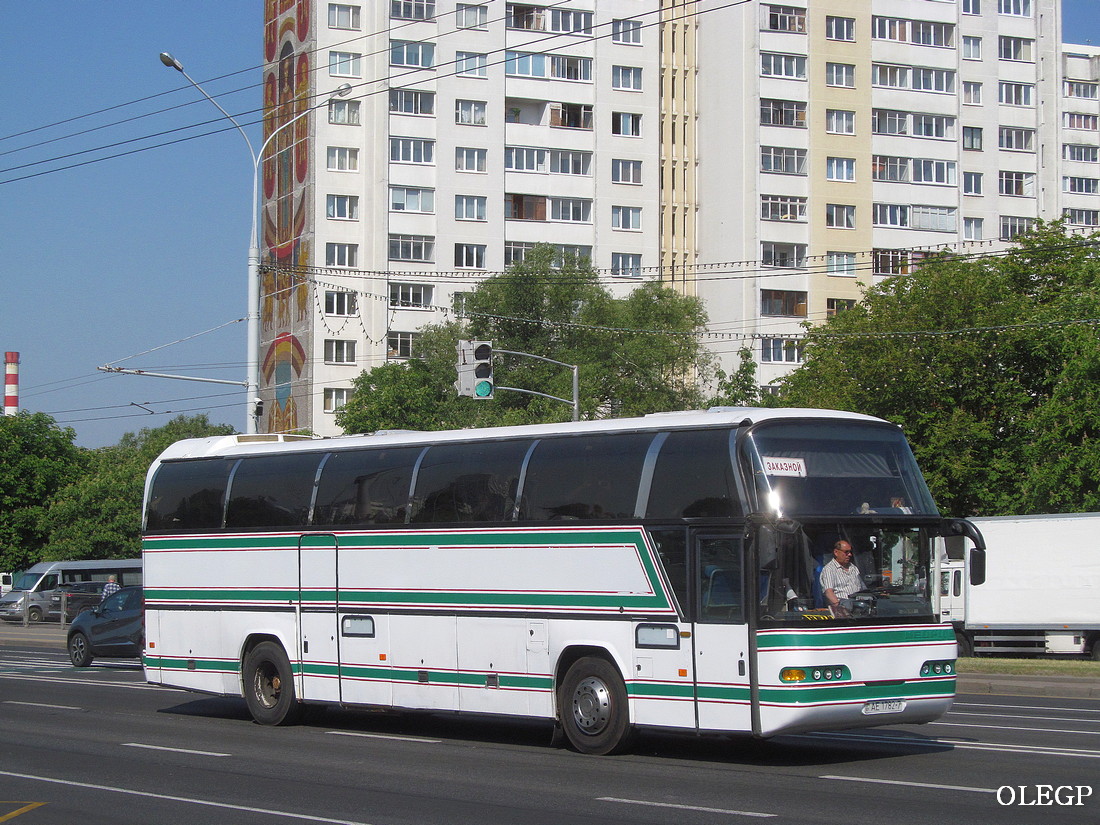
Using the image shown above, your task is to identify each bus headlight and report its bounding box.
[780,666,849,683]
[920,659,955,677]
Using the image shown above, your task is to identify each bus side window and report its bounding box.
[649,528,688,617]
[697,537,744,623]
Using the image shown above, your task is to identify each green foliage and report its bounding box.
[0,412,83,573]
[40,414,236,562]
[709,348,768,408]
[778,223,1100,516]
[337,245,714,433]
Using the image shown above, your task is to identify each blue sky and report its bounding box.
[2,1,1099,448]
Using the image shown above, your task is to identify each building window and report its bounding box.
[612,19,642,44]
[761,289,808,316]
[329,4,361,30]
[826,204,856,229]
[763,5,806,33]
[1000,215,1035,239]
[507,4,545,30]
[506,52,548,78]
[913,159,956,185]
[999,171,1035,196]
[761,146,807,175]
[872,109,909,136]
[760,194,807,222]
[911,205,957,231]
[455,146,487,172]
[825,16,855,41]
[326,194,359,220]
[998,0,1031,17]
[390,137,435,164]
[913,67,955,93]
[550,55,593,81]
[826,109,855,134]
[389,89,435,115]
[962,36,982,60]
[329,51,362,78]
[550,150,592,175]
[551,9,593,34]
[871,64,908,89]
[913,114,955,139]
[456,52,488,77]
[827,298,856,316]
[325,290,358,316]
[999,127,1035,152]
[550,102,593,130]
[390,186,434,213]
[826,252,857,276]
[873,203,909,228]
[963,171,983,195]
[455,100,487,126]
[612,65,643,91]
[327,147,359,172]
[390,41,435,68]
[612,205,642,230]
[873,249,915,275]
[390,283,433,308]
[999,36,1034,61]
[761,338,804,363]
[761,52,807,80]
[963,217,984,240]
[550,197,592,223]
[760,99,807,128]
[761,243,807,269]
[963,0,981,13]
[611,159,642,184]
[1064,176,1100,194]
[1065,80,1099,100]
[388,234,434,262]
[963,81,983,105]
[826,157,856,181]
[999,82,1034,106]
[455,243,487,268]
[324,388,349,413]
[1064,113,1099,131]
[505,146,546,172]
[329,99,360,125]
[504,242,535,265]
[456,3,487,28]
[963,127,984,150]
[612,112,642,136]
[872,155,909,182]
[1064,209,1100,226]
[505,193,547,221]
[391,0,434,20]
[325,244,358,268]
[455,194,487,221]
[324,339,357,364]
[826,63,855,88]
[1065,144,1100,163]
[611,253,642,277]
[387,332,419,360]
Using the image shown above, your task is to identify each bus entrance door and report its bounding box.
[298,533,340,702]
[692,532,753,734]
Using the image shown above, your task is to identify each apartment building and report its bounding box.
[258,1,1096,434]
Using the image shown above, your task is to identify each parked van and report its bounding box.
[0,560,142,623]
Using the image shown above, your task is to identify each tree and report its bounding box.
[42,414,235,561]
[0,412,83,573]
[777,223,1100,516]
[337,245,715,433]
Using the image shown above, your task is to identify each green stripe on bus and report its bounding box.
[758,679,953,705]
[757,627,954,648]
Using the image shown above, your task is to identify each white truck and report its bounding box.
[938,513,1100,659]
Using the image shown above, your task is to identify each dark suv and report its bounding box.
[67,586,144,667]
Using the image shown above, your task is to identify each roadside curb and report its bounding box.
[0,622,67,651]
[957,672,1100,700]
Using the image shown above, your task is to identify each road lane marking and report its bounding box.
[931,720,1100,735]
[954,701,1100,715]
[599,797,776,818]
[794,731,1100,760]
[0,672,176,691]
[949,710,1100,724]
[0,802,47,821]
[819,775,995,794]
[2,701,80,710]
[326,731,442,744]
[123,743,230,757]
[0,770,377,825]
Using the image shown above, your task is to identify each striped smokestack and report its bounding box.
[4,352,18,415]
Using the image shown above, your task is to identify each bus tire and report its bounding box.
[243,641,304,726]
[559,656,633,755]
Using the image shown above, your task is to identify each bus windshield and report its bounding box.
[741,420,938,518]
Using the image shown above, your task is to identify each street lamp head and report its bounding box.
[333,83,353,99]
[159,52,184,72]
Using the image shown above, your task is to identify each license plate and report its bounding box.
[862,699,906,715]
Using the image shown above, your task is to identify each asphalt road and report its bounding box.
[0,636,1097,825]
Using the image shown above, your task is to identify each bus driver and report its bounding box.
[820,540,863,617]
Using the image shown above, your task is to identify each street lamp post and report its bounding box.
[159,52,350,434]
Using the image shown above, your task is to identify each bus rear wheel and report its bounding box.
[559,656,633,755]
[243,641,304,726]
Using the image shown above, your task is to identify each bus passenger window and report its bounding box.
[698,537,744,623]
[646,429,741,518]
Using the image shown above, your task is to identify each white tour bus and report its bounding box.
[141,408,985,754]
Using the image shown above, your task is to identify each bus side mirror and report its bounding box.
[969,547,986,586]
[942,518,986,586]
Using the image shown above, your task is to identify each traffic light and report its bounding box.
[455,340,493,398]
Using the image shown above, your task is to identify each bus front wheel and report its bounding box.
[243,641,304,726]
[559,656,633,755]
